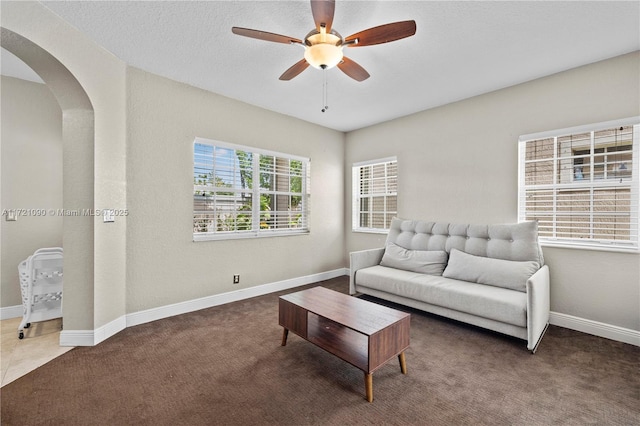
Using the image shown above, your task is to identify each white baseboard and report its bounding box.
[126,268,348,328]
[12,268,639,348]
[59,314,127,347]
[59,268,348,346]
[1,305,23,320]
[59,330,96,347]
[549,311,640,347]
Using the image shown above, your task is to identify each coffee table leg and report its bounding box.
[398,352,407,374]
[281,328,289,346]
[365,373,373,402]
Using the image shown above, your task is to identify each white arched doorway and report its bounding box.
[1,27,95,338]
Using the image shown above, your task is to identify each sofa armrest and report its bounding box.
[526,264,550,352]
[349,248,385,295]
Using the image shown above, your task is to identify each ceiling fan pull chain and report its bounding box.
[322,68,329,113]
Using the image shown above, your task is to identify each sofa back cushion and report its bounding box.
[385,218,544,265]
[380,243,448,275]
[442,249,539,292]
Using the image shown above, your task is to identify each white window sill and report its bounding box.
[194,229,309,242]
[540,240,639,254]
[352,228,389,235]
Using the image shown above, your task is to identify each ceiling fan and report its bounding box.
[232,0,417,82]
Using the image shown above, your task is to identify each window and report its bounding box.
[193,138,310,241]
[518,118,639,251]
[352,157,398,232]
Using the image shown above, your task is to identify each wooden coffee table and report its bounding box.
[279,286,410,402]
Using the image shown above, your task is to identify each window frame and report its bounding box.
[352,156,398,234]
[193,138,310,241]
[518,117,639,252]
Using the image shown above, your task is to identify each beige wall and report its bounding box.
[345,52,640,331]
[125,67,345,312]
[2,2,344,334]
[1,76,63,308]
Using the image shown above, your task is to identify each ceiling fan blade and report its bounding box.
[337,57,370,82]
[311,0,335,33]
[232,27,302,44]
[279,59,310,81]
[345,20,417,47]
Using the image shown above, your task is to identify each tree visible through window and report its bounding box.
[352,157,397,232]
[518,120,639,250]
[193,139,310,240]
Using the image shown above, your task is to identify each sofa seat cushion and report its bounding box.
[355,265,527,327]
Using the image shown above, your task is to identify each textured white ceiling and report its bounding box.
[25,1,640,131]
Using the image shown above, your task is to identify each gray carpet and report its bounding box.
[1,276,639,425]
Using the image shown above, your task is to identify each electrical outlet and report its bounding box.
[233,274,240,284]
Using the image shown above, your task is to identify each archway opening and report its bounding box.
[1,27,95,340]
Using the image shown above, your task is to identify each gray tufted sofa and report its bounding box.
[350,218,550,352]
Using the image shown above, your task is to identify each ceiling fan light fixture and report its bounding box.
[304,44,343,70]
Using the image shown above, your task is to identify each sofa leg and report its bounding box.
[530,323,549,354]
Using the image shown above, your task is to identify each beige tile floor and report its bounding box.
[1,317,74,387]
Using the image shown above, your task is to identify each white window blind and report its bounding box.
[518,118,639,251]
[194,138,310,241]
[352,157,397,232]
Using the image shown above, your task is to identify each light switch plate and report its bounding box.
[103,209,115,223]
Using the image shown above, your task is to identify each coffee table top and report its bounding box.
[279,286,410,336]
